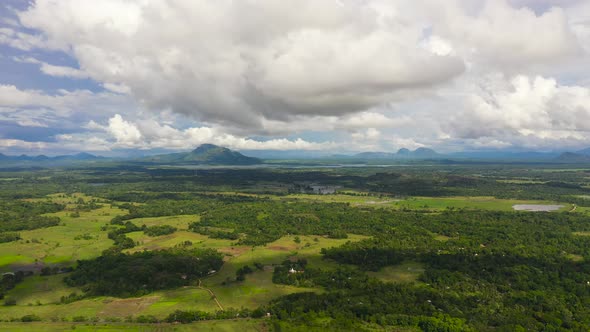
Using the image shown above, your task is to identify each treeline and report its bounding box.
[109,196,257,223]
[267,285,474,332]
[0,200,63,243]
[64,248,223,297]
[0,271,29,304]
[189,225,239,240]
[144,225,177,237]
[196,199,590,248]
[0,232,20,243]
[105,221,141,252]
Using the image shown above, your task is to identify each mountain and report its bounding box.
[352,148,441,160]
[141,144,261,165]
[397,148,411,156]
[0,152,102,164]
[555,152,590,163]
[576,148,590,156]
[411,147,439,158]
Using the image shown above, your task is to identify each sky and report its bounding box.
[0,0,589,156]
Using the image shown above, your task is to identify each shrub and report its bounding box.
[21,314,41,322]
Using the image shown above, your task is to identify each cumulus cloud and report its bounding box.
[81,114,336,151]
[0,138,48,150]
[253,111,414,137]
[15,0,467,130]
[427,0,581,67]
[1,0,589,153]
[446,74,590,147]
[107,114,142,146]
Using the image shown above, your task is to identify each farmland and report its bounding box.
[0,164,590,331]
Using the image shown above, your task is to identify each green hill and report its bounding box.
[141,144,261,165]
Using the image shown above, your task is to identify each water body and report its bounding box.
[512,204,564,212]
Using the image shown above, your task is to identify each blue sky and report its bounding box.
[0,0,589,156]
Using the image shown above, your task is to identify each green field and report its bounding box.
[1,180,587,331]
[276,194,570,212]
[367,262,425,283]
[0,198,127,273]
[0,194,370,321]
[392,196,570,212]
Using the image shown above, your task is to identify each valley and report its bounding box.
[0,160,590,331]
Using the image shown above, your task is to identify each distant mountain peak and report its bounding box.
[191,143,224,154]
[354,147,440,160]
[555,152,590,163]
[142,144,261,165]
[0,152,101,165]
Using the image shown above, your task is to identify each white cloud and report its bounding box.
[445,74,590,148]
[39,63,88,79]
[1,1,589,154]
[428,0,581,67]
[13,56,89,79]
[102,83,130,94]
[107,114,142,146]
[15,0,467,130]
[0,27,63,51]
[0,84,134,120]
[0,139,48,150]
[391,137,426,151]
[81,114,336,151]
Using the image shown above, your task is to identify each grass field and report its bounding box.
[0,232,364,320]
[0,196,127,273]
[367,262,425,283]
[496,179,546,184]
[278,193,398,206]
[0,193,370,321]
[275,193,570,212]
[0,191,571,325]
[392,196,571,212]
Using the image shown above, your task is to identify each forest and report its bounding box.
[0,164,590,330]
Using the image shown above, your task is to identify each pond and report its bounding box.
[512,204,564,212]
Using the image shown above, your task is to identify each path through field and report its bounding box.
[198,279,224,311]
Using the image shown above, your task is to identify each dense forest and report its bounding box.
[64,248,223,297]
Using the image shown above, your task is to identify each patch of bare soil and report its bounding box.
[267,245,293,251]
[218,246,251,257]
[98,296,160,317]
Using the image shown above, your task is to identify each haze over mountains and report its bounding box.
[351,148,440,159]
[0,144,261,166]
[0,152,104,163]
[2,144,590,166]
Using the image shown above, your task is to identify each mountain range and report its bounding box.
[0,152,103,163]
[4,144,590,166]
[352,147,440,159]
[554,152,590,163]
